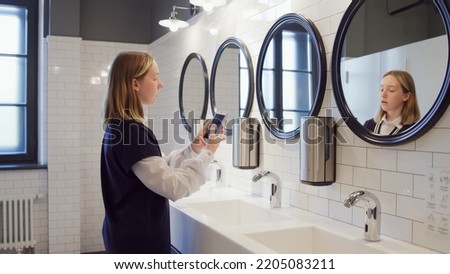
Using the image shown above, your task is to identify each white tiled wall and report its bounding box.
[17,36,148,254]
[48,37,148,253]
[149,0,450,253]
[47,36,82,254]
[79,40,149,253]
[1,0,449,254]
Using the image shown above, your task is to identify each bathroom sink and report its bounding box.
[244,226,384,254]
[186,199,289,226]
[171,194,439,254]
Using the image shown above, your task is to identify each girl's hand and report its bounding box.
[190,120,224,153]
[205,124,225,153]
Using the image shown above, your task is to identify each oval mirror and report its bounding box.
[179,53,209,133]
[256,13,327,139]
[332,0,450,145]
[210,37,255,134]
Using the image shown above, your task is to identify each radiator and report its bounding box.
[0,195,38,253]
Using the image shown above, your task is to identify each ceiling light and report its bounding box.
[190,0,227,12]
[209,28,219,36]
[158,6,191,32]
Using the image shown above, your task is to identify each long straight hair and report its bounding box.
[375,70,421,125]
[103,51,154,124]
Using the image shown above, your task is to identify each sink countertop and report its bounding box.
[170,182,440,254]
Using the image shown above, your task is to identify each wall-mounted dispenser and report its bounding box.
[232,118,260,169]
[300,116,336,186]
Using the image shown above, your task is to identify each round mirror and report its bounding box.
[179,53,209,133]
[332,0,450,145]
[256,13,327,139]
[210,37,255,134]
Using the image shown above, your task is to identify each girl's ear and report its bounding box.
[403,91,411,102]
[132,78,139,92]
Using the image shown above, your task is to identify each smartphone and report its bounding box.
[204,112,226,139]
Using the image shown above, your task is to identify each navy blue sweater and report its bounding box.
[101,119,170,254]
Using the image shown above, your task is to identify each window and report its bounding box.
[262,28,316,132]
[0,0,38,165]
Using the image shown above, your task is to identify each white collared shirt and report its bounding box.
[374,115,403,135]
[131,145,213,201]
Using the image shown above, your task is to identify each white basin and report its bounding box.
[186,199,289,226]
[245,225,440,254]
[245,226,384,254]
[170,188,440,254]
[170,204,255,253]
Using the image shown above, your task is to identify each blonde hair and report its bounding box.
[375,70,421,125]
[103,51,154,124]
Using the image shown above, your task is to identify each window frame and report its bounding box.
[263,30,316,132]
[0,0,38,165]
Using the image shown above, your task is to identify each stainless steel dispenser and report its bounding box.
[232,118,260,169]
[300,116,335,185]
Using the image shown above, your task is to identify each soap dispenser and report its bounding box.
[300,116,336,186]
[232,117,260,169]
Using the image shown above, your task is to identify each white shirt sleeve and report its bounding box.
[164,145,199,168]
[131,146,213,202]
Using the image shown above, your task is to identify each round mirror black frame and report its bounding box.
[256,13,327,139]
[331,0,450,146]
[179,52,209,133]
[210,37,255,123]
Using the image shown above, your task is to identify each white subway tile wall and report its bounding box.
[1,0,449,253]
[49,37,147,253]
[47,36,82,253]
[150,0,450,253]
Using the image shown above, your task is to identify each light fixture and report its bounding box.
[158,6,191,32]
[190,0,227,12]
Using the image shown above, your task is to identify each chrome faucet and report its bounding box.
[252,170,281,208]
[210,160,225,187]
[344,190,381,242]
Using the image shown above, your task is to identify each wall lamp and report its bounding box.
[158,5,198,32]
[190,0,227,12]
